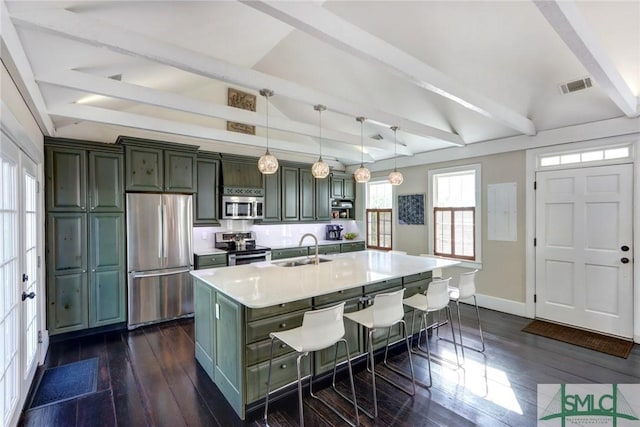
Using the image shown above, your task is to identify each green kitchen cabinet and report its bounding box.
[46,147,87,212]
[194,253,227,270]
[47,211,89,333]
[164,150,197,193]
[214,292,244,415]
[194,157,220,225]
[403,271,432,335]
[194,281,216,379]
[330,174,355,200]
[314,299,362,374]
[89,213,125,327]
[343,177,355,199]
[299,169,315,221]
[119,136,198,193]
[271,247,309,260]
[262,169,281,222]
[45,138,126,335]
[317,243,341,255]
[315,175,331,220]
[125,145,163,192]
[341,241,366,252]
[47,272,88,333]
[281,166,299,222]
[89,151,123,212]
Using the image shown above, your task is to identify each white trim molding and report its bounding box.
[473,293,529,318]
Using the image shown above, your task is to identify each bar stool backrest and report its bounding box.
[427,277,452,311]
[372,288,406,328]
[301,302,346,351]
[457,270,478,300]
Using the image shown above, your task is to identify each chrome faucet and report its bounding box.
[299,233,319,265]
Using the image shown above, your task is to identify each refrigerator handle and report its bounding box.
[163,203,168,261]
[157,204,163,261]
[130,267,192,279]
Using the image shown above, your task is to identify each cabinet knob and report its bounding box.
[280,343,287,349]
[280,364,287,369]
[280,323,287,328]
[280,304,286,308]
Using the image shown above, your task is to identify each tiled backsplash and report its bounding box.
[192,220,361,252]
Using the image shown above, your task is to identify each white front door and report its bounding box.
[1,139,41,427]
[535,164,633,338]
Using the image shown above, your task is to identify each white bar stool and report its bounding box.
[263,302,359,427]
[403,277,460,386]
[343,288,415,418]
[448,269,485,357]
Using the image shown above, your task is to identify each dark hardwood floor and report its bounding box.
[20,306,640,427]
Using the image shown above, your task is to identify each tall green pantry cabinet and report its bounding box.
[45,139,126,335]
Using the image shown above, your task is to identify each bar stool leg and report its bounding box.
[368,329,378,418]
[474,295,486,352]
[454,300,466,360]
[296,354,305,427]
[446,305,461,366]
[263,337,277,423]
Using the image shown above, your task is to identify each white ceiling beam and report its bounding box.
[36,69,413,156]
[534,0,638,117]
[0,0,54,135]
[242,0,537,136]
[10,8,464,147]
[48,103,374,163]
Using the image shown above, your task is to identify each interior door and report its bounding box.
[535,164,633,338]
[1,139,40,427]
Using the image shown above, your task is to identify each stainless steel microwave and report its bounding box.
[221,196,264,220]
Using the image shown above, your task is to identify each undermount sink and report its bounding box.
[274,257,332,267]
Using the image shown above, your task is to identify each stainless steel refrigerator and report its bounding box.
[126,193,193,329]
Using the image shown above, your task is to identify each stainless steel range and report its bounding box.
[215,231,271,265]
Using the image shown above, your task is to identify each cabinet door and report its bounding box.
[194,280,215,379]
[214,292,243,414]
[89,213,125,327]
[343,178,356,199]
[315,176,331,220]
[48,272,88,334]
[47,213,87,272]
[262,171,281,222]
[194,158,219,224]
[165,150,196,193]
[46,147,86,212]
[89,151,123,212]
[125,146,163,192]
[299,169,315,221]
[281,167,299,222]
[330,177,343,198]
[314,300,362,374]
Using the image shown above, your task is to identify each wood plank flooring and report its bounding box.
[19,306,640,426]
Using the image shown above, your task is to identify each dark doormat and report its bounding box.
[522,320,634,359]
[28,357,98,409]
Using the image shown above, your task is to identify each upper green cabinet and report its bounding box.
[330,174,355,200]
[262,170,281,223]
[281,166,299,222]
[315,175,331,221]
[118,136,198,193]
[299,169,315,221]
[46,142,123,213]
[194,156,220,225]
[46,147,87,212]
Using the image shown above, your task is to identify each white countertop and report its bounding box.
[191,250,459,308]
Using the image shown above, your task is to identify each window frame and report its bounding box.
[366,208,393,250]
[428,164,482,267]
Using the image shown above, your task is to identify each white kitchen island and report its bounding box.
[190,251,459,419]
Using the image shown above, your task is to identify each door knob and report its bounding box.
[21,291,36,301]
[621,245,630,252]
[621,257,630,264]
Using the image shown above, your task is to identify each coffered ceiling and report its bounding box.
[2,1,639,168]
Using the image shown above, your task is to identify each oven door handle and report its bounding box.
[232,253,268,260]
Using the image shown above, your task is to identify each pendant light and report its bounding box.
[311,104,330,179]
[257,89,279,175]
[388,126,404,185]
[353,116,370,183]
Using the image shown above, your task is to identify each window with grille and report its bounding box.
[366,181,393,250]
[429,166,480,261]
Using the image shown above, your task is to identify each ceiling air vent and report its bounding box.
[108,74,122,81]
[559,77,592,94]
[371,134,383,140]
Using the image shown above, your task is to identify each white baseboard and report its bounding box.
[473,294,529,318]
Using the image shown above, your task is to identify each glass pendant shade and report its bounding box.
[312,104,330,178]
[353,116,370,183]
[312,157,330,178]
[258,88,278,175]
[354,164,371,183]
[388,125,403,185]
[258,150,279,175]
[388,169,404,185]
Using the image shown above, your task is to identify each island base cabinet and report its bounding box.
[214,292,244,416]
[194,281,215,379]
[246,352,311,404]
